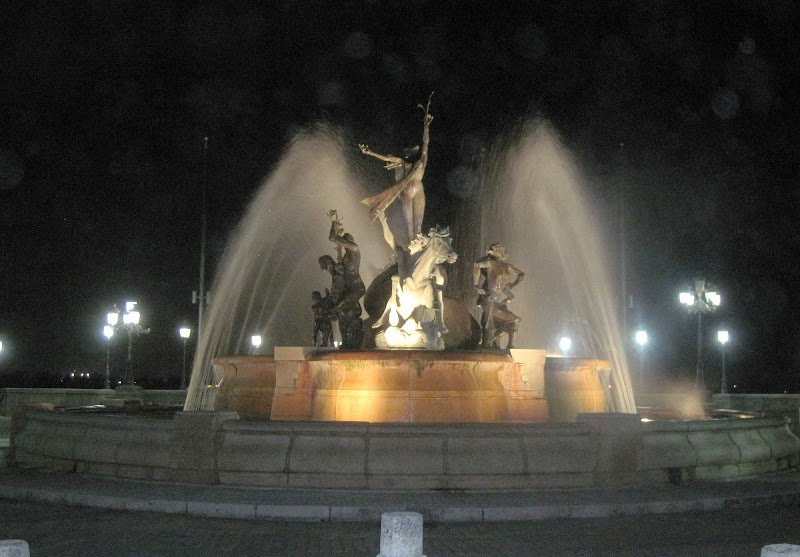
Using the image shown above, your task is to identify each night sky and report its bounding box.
[1,1,798,392]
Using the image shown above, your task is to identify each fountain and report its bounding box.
[183,111,635,421]
[10,109,798,490]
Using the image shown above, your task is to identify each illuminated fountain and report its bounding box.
[11,113,798,491]
[182,113,634,422]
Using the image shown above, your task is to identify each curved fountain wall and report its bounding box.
[11,410,799,489]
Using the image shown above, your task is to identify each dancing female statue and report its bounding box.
[359,94,434,271]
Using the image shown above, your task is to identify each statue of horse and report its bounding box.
[373,226,458,350]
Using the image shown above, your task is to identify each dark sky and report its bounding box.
[1,0,798,391]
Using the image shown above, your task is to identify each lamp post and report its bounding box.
[102,325,114,389]
[251,335,262,354]
[192,136,210,345]
[179,327,191,389]
[679,279,720,391]
[718,330,729,394]
[634,329,648,389]
[559,336,572,354]
[106,301,150,386]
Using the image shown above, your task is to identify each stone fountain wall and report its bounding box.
[10,410,799,489]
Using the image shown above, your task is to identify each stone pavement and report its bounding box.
[1,468,800,555]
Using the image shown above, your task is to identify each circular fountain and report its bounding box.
[9,116,799,489]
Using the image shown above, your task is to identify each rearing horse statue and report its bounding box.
[373,226,458,350]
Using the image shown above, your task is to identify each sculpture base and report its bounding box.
[214,348,551,423]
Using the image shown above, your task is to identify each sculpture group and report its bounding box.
[314,96,523,351]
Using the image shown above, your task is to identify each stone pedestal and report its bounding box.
[269,347,324,421]
[214,356,277,419]
[308,350,509,423]
[502,349,548,421]
[168,411,238,484]
[545,358,608,422]
[377,512,425,557]
[213,348,552,424]
[0,539,29,557]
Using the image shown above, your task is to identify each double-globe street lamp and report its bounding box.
[679,279,721,391]
[106,302,150,386]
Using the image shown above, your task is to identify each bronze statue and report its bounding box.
[319,210,365,349]
[474,243,525,349]
[311,290,333,347]
[359,94,434,281]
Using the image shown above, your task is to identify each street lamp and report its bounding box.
[179,327,191,389]
[251,335,262,354]
[102,325,114,389]
[634,330,648,389]
[106,301,150,386]
[679,279,720,391]
[559,336,572,353]
[718,330,730,394]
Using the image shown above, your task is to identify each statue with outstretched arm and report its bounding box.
[360,93,433,243]
[325,210,365,349]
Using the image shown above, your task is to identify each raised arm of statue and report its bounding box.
[418,93,434,167]
[376,209,396,250]
[359,144,404,170]
[329,220,357,252]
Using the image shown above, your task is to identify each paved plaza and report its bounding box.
[2,496,800,556]
[2,468,800,556]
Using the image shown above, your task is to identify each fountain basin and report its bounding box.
[10,410,799,489]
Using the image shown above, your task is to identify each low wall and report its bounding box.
[10,410,799,490]
[0,388,187,417]
[713,394,800,438]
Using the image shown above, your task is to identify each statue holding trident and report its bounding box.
[474,243,525,349]
[319,210,366,349]
[359,93,433,281]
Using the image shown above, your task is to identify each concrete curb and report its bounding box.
[3,470,800,523]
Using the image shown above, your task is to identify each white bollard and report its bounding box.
[0,540,30,557]
[762,545,800,556]
[377,512,426,557]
